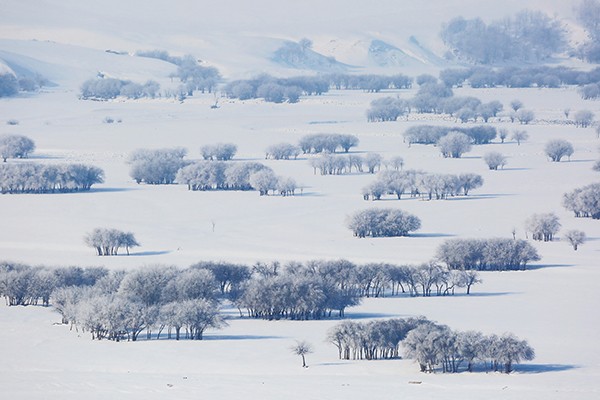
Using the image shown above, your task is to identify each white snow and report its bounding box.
[1,1,600,399]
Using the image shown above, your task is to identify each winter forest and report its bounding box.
[1,0,600,399]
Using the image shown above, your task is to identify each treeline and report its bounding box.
[310,153,384,175]
[439,66,600,89]
[0,163,104,194]
[328,318,535,373]
[224,74,329,103]
[80,77,160,100]
[363,170,483,201]
[367,80,504,123]
[365,170,483,200]
[441,10,565,64]
[299,133,359,154]
[0,71,49,98]
[404,125,497,145]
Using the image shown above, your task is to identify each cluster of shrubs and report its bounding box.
[310,153,384,175]
[0,134,35,161]
[403,125,497,145]
[363,170,483,201]
[177,161,296,196]
[0,163,104,194]
[563,183,600,219]
[0,72,48,98]
[298,133,359,153]
[328,318,535,373]
[347,209,421,238]
[84,228,140,256]
[436,238,540,271]
[80,77,160,100]
[265,143,301,160]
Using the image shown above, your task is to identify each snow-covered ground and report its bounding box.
[1,1,600,399]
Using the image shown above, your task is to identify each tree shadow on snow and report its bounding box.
[515,364,579,374]
[125,250,172,256]
[89,187,138,193]
[525,263,574,270]
[203,334,284,341]
[410,232,456,238]
[343,312,398,320]
[446,193,515,201]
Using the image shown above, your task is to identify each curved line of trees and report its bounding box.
[0,163,104,194]
[363,170,483,201]
[327,318,534,373]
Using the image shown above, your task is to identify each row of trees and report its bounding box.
[177,161,297,196]
[0,163,104,194]
[0,134,35,161]
[362,170,483,201]
[310,153,386,175]
[224,74,329,103]
[403,125,498,145]
[439,66,600,88]
[80,77,160,100]
[327,318,535,373]
[84,228,140,256]
[128,147,188,184]
[200,143,237,161]
[298,133,359,154]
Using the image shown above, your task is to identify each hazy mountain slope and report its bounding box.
[0,0,579,80]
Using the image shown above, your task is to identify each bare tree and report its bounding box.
[512,130,529,145]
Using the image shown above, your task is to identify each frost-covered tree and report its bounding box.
[265,143,300,160]
[365,153,383,173]
[564,230,586,250]
[128,147,188,184]
[525,213,561,241]
[515,109,535,124]
[483,152,507,170]
[437,132,472,158]
[573,110,595,128]
[544,139,574,162]
[347,208,421,238]
[367,97,408,122]
[563,183,600,218]
[249,169,278,195]
[291,340,313,367]
[200,143,237,161]
[512,130,528,145]
[0,134,35,162]
[0,163,104,193]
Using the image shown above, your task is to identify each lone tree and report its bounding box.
[483,152,507,170]
[291,340,313,368]
[573,110,595,128]
[544,139,574,162]
[564,230,586,250]
[512,130,528,145]
[437,131,472,158]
